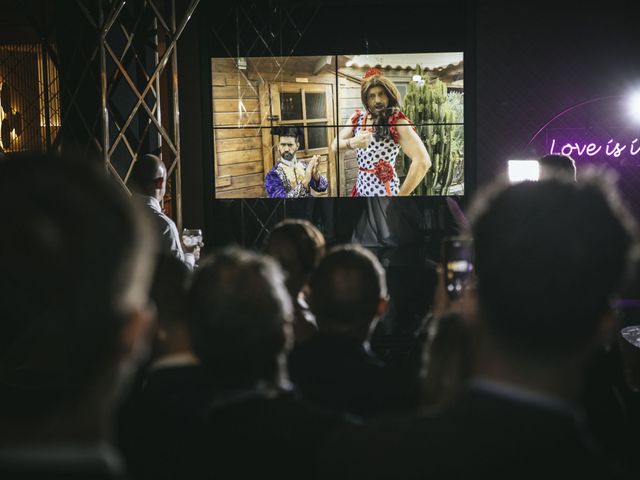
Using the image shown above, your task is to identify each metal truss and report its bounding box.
[208,1,321,247]
[239,198,286,248]
[26,2,101,157]
[69,0,200,230]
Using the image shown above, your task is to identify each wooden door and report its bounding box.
[260,81,337,196]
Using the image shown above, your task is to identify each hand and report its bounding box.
[302,160,314,188]
[350,131,373,149]
[433,265,465,320]
[310,155,321,180]
[183,242,201,261]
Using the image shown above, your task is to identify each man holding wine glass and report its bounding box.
[130,154,200,269]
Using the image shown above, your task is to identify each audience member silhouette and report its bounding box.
[0,153,155,479]
[117,254,214,480]
[264,218,326,344]
[189,248,346,479]
[537,154,637,470]
[130,153,197,269]
[539,153,577,180]
[420,306,472,410]
[323,172,636,479]
[289,244,417,418]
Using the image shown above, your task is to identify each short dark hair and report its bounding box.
[469,171,635,357]
[539,154,577,180]
[265,219,325,295]
[0,153,153,417]
[272,126,303,144]
[130,153,164,195]
[308,244,387,329]
[189,247,293,388]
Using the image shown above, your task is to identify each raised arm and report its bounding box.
[331,125,357,154]
[331,124,373,154]
[396,119,431,196]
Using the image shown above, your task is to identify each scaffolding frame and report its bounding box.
[73,0,200,229]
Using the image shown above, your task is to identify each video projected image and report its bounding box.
[212,53,463,199]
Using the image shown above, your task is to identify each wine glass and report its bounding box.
[182,228,203,249]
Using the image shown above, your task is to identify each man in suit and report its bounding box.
[289,244,417,418]
[323,171,635,479]
[117,254,214,480]
[0,153,155,479]
[189,247,345,479]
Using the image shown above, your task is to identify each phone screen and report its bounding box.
[442,237,474,300]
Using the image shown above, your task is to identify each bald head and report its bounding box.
[130,154,166,198]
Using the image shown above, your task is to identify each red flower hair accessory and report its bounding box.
[373,160,395,184]
[363,67,383,80]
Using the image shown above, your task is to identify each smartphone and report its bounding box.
[442,236,474,300]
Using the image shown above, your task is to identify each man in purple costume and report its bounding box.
[265,126,328,198]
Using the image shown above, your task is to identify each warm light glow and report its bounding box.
[508,160,539,183]
[0,82,5,150]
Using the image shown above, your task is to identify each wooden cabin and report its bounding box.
[212,56,339,198]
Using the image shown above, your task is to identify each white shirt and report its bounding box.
[135,194,195,269]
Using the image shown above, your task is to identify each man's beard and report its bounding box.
[371,106,395,141]
[281,152,294,161]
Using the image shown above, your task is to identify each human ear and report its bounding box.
[375,296,389,319]
[119,304,155,357]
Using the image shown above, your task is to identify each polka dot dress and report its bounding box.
[353,112,400,196]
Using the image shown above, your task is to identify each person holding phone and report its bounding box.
[420,236,474,409]
[322,173,635,479]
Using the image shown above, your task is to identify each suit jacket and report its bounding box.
[288,333,415,418]
[0,444,127,480]
[193,388,348,480]
[320,385,628,480]
[117,364,215,480]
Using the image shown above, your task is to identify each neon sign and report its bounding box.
[545,129,640,164]
[549,138,640,158]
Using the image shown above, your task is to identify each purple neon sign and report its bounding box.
[529,97,640,219]
[549,138,640,158]
[545,129,640,164]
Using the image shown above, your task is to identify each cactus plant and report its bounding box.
[401,66,464,195]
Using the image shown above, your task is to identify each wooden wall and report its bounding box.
[212,58,264,199]
[212,57,337,198]
[337,74,360,196]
